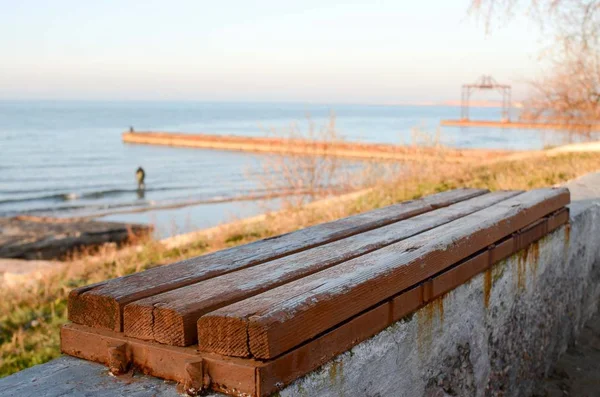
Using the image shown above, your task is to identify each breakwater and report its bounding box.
[122,131,514,163]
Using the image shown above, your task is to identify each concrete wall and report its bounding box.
[1,172,599,397]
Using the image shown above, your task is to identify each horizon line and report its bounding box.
[0,98,524,109]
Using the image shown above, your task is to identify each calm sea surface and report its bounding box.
[0,101,591,237]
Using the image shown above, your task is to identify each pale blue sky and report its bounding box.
[0,0,545,103]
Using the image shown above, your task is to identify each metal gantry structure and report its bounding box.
[461,75,512,121]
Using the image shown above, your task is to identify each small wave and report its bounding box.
[0,185,200,205]
[77,186,201,199]
[0,200,151,218]
[0,183,113,195]
[0,193,79,205]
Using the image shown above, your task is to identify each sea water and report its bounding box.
[0,100,591,237]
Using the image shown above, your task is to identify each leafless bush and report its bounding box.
[252,113,361,209]
[250,114,436,210]
[521,52,600,129]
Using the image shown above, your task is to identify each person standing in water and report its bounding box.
[136,166,145,190]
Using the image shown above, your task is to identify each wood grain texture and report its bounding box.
[197,188,570,359]
[68,188,487,331]
[547,207,569,232]
[124,191,520,346]
[424,251,490,302]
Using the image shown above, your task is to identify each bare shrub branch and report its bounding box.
[471,0,600,128]
[250,113,362,209]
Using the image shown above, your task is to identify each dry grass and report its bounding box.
[1,150,599,377]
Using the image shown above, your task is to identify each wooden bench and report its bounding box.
[62,187,570,396]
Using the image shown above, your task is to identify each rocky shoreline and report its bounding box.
[0,215,152,260]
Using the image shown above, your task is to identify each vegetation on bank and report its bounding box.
[1,151,600,377]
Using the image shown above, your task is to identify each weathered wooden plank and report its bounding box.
[490,236,515,264]
[60,323,259,396]
[68,188,487,331]
[197,188,569,359]
[423,251,490,302]
[124,191,520,346]
[547,207,569,231]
